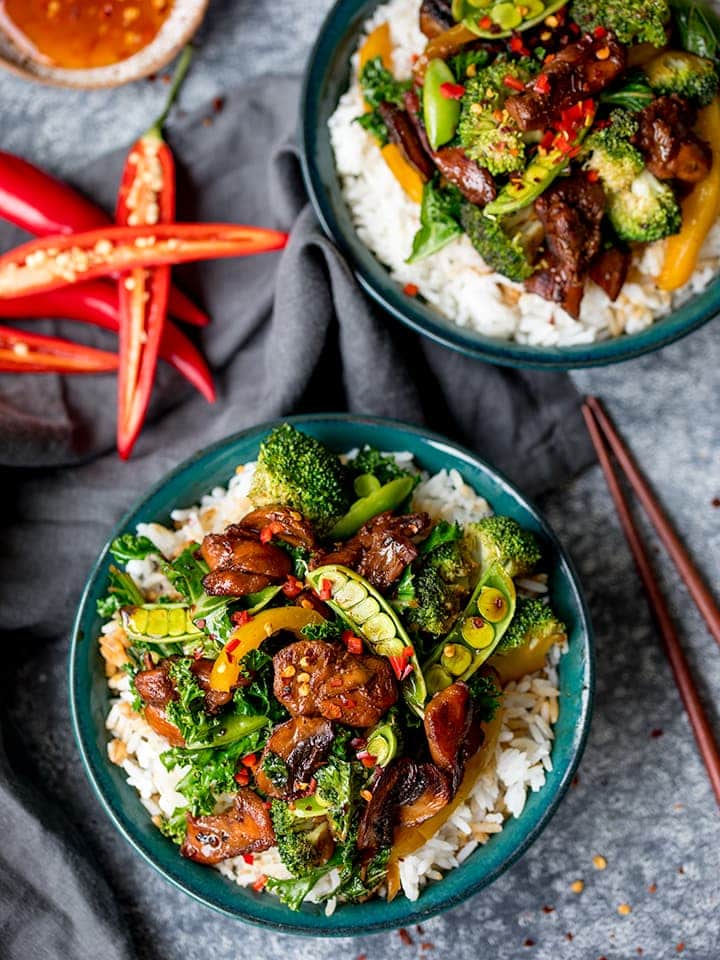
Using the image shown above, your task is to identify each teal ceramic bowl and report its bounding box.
[300,0,719,370]
[70,415,594,934]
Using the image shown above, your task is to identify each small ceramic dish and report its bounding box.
[70,415,594,934]
[300,0,720,369]
[0,0,208,89]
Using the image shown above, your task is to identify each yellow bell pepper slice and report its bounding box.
[489,626,566,685]
[657,98,720,292]
[359,22,392,73]
[209,607,324,693]
[386,707,504,900]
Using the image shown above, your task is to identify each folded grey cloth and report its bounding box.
[0,75,593,960]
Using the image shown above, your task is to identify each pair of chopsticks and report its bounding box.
[582,396,720,806]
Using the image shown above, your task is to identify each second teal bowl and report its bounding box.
[300,0,720,369]
[69,415,593,934]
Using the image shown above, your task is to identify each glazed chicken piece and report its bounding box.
[272,640,398,728]
[419,0,454,38]
[181,789,275,864]
[378,101,436,180]
[589,246,631,303]
[633,95,712,183]
[505,32,626,132]
[357,758,452,851]
[254,716,335,799]
[200,521,292,597]
[134,656,233,746]
[233,505,316,551]
[424,681,484,791]
[313,511,431,593]
[526,173,606,319]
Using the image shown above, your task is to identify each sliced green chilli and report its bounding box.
[423,561,516,694]
[120,604,204,644]
[306,564,427,717]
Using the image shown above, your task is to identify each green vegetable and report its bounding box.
[356,57,411,146]
[670,0,720,61]
[249,424,350,536]
[306,564,427,717]
[466,670,502,723]
[162,544,208,605]
[582,108,682,242]
[600,74,656,112]
[270,801,334,877]
[450,47,491,80]
[315,756,362,840]
[261,751,290,790]
[354,473,381,497]
[300,618,344,642]
[328,476,415,540]
[644,49,719,105]
[570,0,671,47]
[120,604,204,645]
[424,561,517,691]
[460,203,544,283]
[246,584,284,613]
[423,58,462,150]
[455,0,568,38]
[347,446,417,486]
[484,117,594,218]
[235,648,289,723]
[496,596,566,653]
[463,515,541,579]
[158,807,189,846]
[109,533,158,563]
[365,709,402,767]
[265,854,341,911]
[407,179,463,263]
[400,540,472,637]
[457,59,535,176]
[97,564,145,619]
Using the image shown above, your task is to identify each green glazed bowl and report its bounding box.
[300,0,719,369]
[69,415,594,934]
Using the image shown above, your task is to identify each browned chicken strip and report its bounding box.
[181,789,274,864]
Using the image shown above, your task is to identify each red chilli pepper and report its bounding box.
[0,282,215,402]
[0,323,118,373]
[115,48,195,458]
[282,576,304,599]
[319,579,333,601]
[388,654,410,681]
[242,853,255,865]
[259,521,284,544]
[0,223,288,300]
[439,82,465,100]
[234,768,250,786]
[478,15,492,29]
[0,150,209,329]
[509,35,530,56]
[231,610,253,627]
[342,630,363,656]
[503,75,526,92]
[252,875,267,892]
[241,753,258,768]
[534,73,551,95]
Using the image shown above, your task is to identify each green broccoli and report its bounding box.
[347,446,414,486]
[403,540,472,636]
[315,756,361,841]
[457,60,535,176]
[497,596,566,653]
[570,0,670,47]
[584,112,682,243]
[644,50,719,106]
[460,203,544,283]
[249,424,350,535]
[466,671,502,723]
[464,516,542,579]
[269,800,334,878]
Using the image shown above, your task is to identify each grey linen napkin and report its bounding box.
[0,75,593,960]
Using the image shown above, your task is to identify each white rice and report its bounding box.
[328,0,720,346]
[101,454,565,907]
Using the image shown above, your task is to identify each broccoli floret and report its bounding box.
[457,60,535,176]
[584,111,682,243]
[466,672,502,723]
[497,597,567,653]
[249,424,350,535]
[269,800,333,878]
[464,516,541,579]
[404,541,471,636]
[348,446,414,485]
[460,203,544,283]
[645,50,719,106]
[570,0,670,47]
[607,169,682,242]
[315,757,360,842]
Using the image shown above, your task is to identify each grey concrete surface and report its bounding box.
[2,1,719,958]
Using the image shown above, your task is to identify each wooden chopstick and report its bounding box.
[586,395,720,648]
[582,401,720,806]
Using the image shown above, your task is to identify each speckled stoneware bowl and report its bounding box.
[70,415,594,934]
[300,0,720,369]
[0,0,208,89]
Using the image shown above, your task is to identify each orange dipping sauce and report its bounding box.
[0,0,174,70]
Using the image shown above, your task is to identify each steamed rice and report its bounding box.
[328,0,720,347]
[101,455,565,908]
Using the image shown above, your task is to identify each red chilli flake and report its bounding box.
[260,520,283,544]
[503,75,525,92]
[587,169,600,183]
[478,15,492,29]
[510,35,530,56]
[399,929,414,946]
[252,874,267,892]
[319,578,333,601]
[439,81,465,100]
[234,768,250,786]
[593,25,608,39]
[241,753,258,768]
[342,630,363,655]
[282,575,304,598]
[231,610,252,628]
[403,282,419,297]
[242,853,254,865]
[534,73,551,95]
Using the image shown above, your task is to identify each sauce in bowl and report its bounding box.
[0,0,174,70]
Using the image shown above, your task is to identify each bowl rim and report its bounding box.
[299,0,719,370]
[0,0,208,89]
[69,413,595,935]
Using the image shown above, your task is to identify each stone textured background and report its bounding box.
[3,1,719,957]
